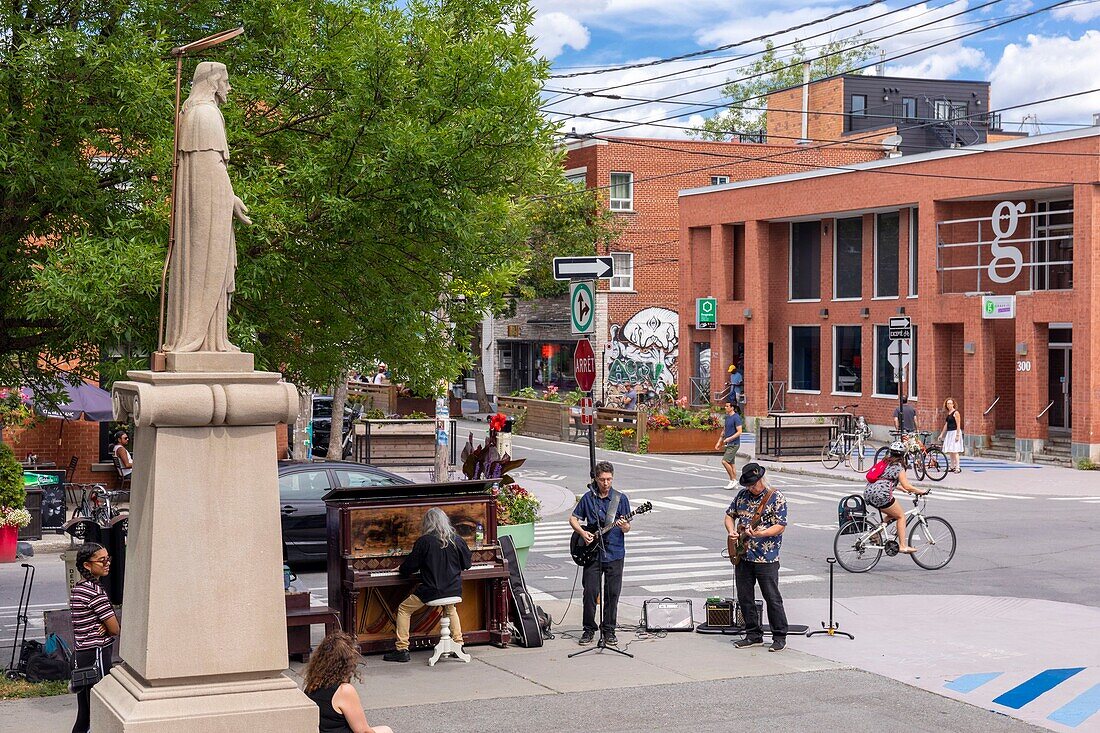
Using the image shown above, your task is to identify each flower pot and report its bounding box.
[497,521,535,571]
[0,524,18,563]
[646,427,722,454]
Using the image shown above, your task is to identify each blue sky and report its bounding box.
[532,0,1100,138]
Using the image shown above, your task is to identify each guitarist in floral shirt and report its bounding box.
[724,463,789,652]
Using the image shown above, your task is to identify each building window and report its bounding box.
[711,175,730,185]
[875,325,917,397]
[908,207,918,297]
[834,217,863,299]
[834,326,862,394]
[790,326,821,392]
[610,252,634,291]
[609,172,633,211]
[934,99,951,120]
[902,97,916,119]
[1032,200,1073,290]
[851,95,866,116]
[875,212,899,298]
[564,167,587,187]
[789,221,821,300]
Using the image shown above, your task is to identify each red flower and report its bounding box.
[488,412,507,431]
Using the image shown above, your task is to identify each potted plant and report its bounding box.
[0,441,29,563]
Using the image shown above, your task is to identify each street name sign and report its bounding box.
[696,297,717,330]
[570,281,595,335]
[554,256,614,281]
[888,316,911,341]
[574,339,596,392]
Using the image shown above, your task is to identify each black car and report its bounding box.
[279,460,411,562]
[309,395,357,457]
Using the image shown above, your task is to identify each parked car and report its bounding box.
[279,459,412,563]
[309,395,357,457]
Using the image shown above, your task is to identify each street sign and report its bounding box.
[570,281,595,335]
[982,294,1016,319]
[554,256,614,281]
[574,339,596,392]
[696,297,717,330]
[888,315,911,341]
[887,338,912,371]
[580,396,594,426]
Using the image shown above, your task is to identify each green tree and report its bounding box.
[694,37,879,141]
[2,0,596,402]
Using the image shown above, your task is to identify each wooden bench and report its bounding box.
[756,413,842,460]
[286,594,341,662]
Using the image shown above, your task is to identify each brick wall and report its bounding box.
[2,419,107,486]
[767,77,845,142]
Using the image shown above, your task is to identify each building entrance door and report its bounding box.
[1047,338,1072,432]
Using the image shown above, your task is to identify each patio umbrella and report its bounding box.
[25,382,114,422]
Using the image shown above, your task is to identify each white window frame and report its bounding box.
[609,251,634,292]
[789,222,822,303]
[873,211,900,300]
[788,324,821,394]
[872,324,917,399]
[832,325,862,396]
[908,207,919,298]
[833,216,863,301]
[711,175,730,185]
[609,171,633,211]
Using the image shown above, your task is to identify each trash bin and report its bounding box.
[62,549,80,593]
[19,488,42,541]
[103,514,128,606]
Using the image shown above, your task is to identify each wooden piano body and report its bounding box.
[324,480,512,654]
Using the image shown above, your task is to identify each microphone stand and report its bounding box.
[569,489,632,659]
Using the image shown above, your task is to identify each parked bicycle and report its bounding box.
[69,484,126,539]
[873,430,949,481]
[833,490,956,572]
[821,404,872,472]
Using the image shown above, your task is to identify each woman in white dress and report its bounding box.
[939,397,964,473]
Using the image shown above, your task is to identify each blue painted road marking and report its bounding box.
[944,672,1004,693]
[1048,684,1100,728]
[993,668,1086,710]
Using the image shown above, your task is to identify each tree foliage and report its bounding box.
[694,37,879,141]
[1,0,608,395]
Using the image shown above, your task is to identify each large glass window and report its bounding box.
[875,325,917,397]
[875,212,900,297]
[908,207,919,297]
[834,326,862,394]
[834,217,863,299]
[851,95,866,116]
[790,221,820,300]
[790,326,821,392]
[1032,200,1073,291]
[609,172,633,211]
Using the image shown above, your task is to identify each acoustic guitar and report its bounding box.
[726,487,775,566]
[569,501,653,566]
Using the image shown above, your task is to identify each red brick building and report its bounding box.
[560,136,880,401]
[677,127,1100,464]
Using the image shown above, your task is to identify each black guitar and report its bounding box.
[569,501,653,566]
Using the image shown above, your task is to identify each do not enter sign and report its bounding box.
[574,338,596,392]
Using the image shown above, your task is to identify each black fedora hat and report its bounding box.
[738,462,766,486]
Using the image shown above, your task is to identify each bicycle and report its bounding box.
[833,490,956,573]
[873,430,949,481]
[69,484,126,538]
[821,405,872,472]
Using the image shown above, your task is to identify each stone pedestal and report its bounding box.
[93,368,317,731]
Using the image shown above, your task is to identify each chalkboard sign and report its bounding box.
[24,470,66,530]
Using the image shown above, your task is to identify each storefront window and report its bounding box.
[790,221,820,300]
[790,326,820,392]
[875,212,900,297]
[834,326,862,394]
[835,217,862,299]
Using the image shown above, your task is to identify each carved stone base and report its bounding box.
[165,351,254,373]
[91,666,317,732]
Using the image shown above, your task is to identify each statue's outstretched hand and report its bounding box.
[233,197,252,225]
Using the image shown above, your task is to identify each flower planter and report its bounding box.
[498,397,573,442]
[0,524,17,563]
[497,521,535,571]
[646,427,723,454]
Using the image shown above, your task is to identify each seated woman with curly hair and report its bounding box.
[303,631,393,733]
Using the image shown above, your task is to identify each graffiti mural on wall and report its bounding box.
[607,307,679,389]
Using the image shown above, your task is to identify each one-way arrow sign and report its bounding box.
[553,256,615,281]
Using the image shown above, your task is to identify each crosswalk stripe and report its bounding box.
[623,560,732,573]
[639,574,818,592]
[646,499,697,511]
[626,486,724,493]
[664,496,731,508]
[958,491,1033,499]
[934,489,995,500]
[627,569,740,581]
[811,489,860,498]
[542,544,707,558]
[701,493,738,503]
[1049,496,1100,501]
[627,552,721,562]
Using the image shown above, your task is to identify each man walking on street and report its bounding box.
[725,463,789,652]
[716,402,743,490]
[570,461,632,647]
[894,395,918,433]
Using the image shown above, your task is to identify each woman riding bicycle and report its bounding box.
[864,441,928,554]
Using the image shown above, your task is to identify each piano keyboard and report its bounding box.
[366,562,495,577]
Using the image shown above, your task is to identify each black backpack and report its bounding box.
[22,635,72,683]
[837,494,867,534]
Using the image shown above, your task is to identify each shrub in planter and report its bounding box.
[0,442,25,515]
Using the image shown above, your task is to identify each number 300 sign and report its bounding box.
[1016,360,1032,372]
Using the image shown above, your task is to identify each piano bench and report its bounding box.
[426,597,470,666]
[285,605,341,662]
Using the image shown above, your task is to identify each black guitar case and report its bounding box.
[498,534,544,648]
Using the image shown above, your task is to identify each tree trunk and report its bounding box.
[327,375,350,460]
[472,324,494,414]
[292,388,314,461]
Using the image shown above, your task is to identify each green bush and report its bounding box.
[0,442,25,511]
[511,387,538,399]
[1077,458,1098,471]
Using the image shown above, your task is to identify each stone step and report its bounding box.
[1032,453,1074,468]
[980,447,1018,461]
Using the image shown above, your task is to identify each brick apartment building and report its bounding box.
[678,126,1100,464]
[482,136,881,401]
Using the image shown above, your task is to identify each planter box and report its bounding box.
[497,522,535,571]
[352,419,455,468]
[646,428,723,454]
[498,397,572,442]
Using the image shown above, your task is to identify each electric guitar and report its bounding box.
[569,501,653,566]
[726,487,775,566]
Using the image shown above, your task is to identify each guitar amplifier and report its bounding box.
[642,598,694,632]
[705,598,736,628]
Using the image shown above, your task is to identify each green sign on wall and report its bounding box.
[696,297,717,330]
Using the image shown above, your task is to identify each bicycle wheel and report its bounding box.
[923,448,949,481]
[834,519,883,573]
[912,451,927,481]
[908,516,956,570]
[821,439,841,469]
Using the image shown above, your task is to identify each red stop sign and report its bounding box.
[574,338,596,392]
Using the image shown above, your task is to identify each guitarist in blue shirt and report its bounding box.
[569,460,632,647]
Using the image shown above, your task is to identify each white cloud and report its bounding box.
[989,31,1100,128]
[1052,1,1100,22]
[531,11,591,59]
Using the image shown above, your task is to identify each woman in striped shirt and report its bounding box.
[70,542,119,733]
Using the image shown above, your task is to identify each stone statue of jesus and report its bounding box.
[164,61,251,353]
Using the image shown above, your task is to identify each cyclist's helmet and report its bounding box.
[887,440,906,457]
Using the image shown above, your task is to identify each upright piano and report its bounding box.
[324,480,512,654]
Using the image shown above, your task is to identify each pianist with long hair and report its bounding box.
[382,507,472,663]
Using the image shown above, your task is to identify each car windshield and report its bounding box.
[334,469,407,487]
